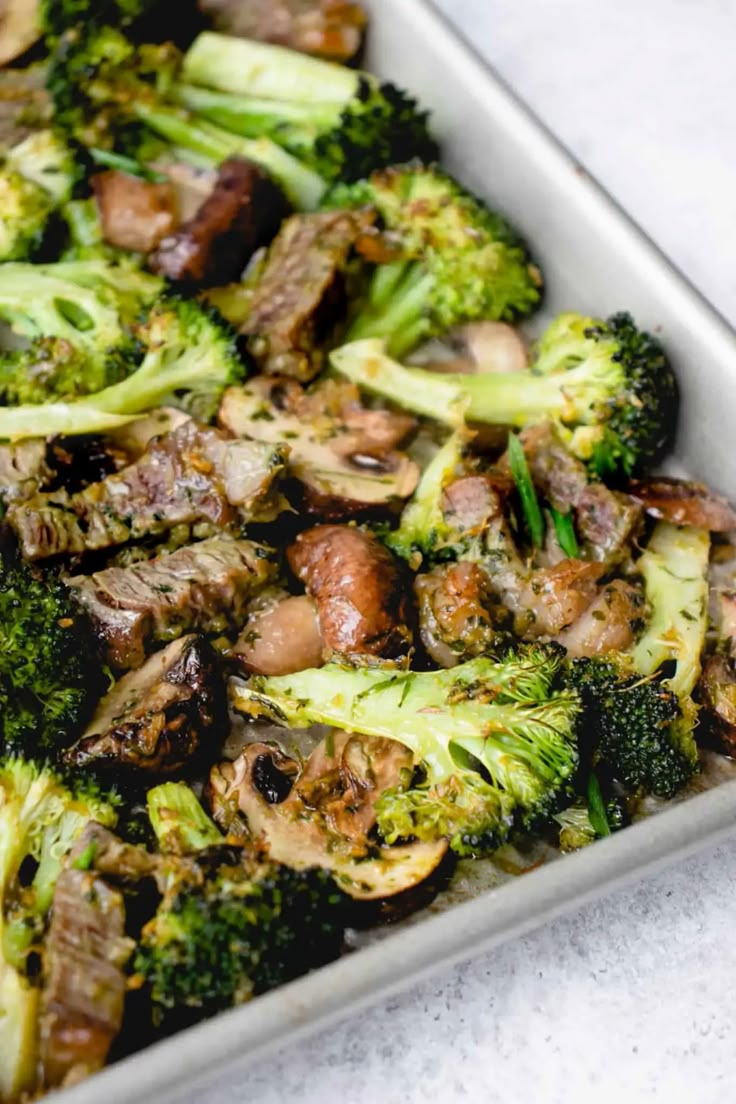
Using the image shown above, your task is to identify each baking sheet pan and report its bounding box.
[57,2,736,1099]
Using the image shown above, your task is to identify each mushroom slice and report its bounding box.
[628,477,736,532]
[410,321,529,376]
[65,635,226,776]
[0,0,40,67]
[699,653,736,757]
[219,379,419,517]
[208,741,447,901]
[232,592,326,676]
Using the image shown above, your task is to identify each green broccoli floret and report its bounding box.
[569,655,694,799]
[0,296,245,439]
[176,32,438,185]
[47,24,325,209]
[322,164,540,358]
[147,782,223,855]
[0,756,118,1101]
[232,646,580,856]
[0,130,76,263]
[136,783,345,1024]
[331,310,678,477]
[0,557,106,760]
[386,432,469,567]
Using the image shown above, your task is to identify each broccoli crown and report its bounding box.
[532,311,679,477]
[234,644,580,857]
[325,163,541,357]
[134,849,345,1019]
[47,23,179,157]
[0,170,55,263]
[0,338,121,406]
[387,431,468,567]
[41,0,154,38]
[0,559,106,761]
[569,656,695,798]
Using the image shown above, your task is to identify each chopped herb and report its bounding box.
[586,773,611,838]
[72,839,98,871]
[507,432,544,548]
[550,507,580,558]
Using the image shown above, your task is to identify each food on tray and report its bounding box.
[0,0,733,1098]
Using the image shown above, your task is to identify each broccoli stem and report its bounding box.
[330,340,468,427]
[0,403,136,440]
[387,431,467,563]
[182,32,361,106]
[0,966,38,1101]
[147,783,223,854]
[347,265,437,357]
[134,104,326,210]
[173,84,340,143]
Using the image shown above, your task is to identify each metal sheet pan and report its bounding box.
[58,2,736,1100]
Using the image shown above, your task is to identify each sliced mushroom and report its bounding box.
[208,741,447,901]
[104,407,191,462]
[698,653,736,757]
[410,321,529,376]
[231,592,326,676]
[628,477,736,532]
[0,0,40,67]
[65,635,226,776]
[288,524,413,663]
[220,378,418,518]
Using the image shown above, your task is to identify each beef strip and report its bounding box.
[0,438,52,502]
[197,0,367,62]
[68,823,160,883]
[519,423,643,560]
[8,421,287,560]
[92,171,179,254]
[288,524,412,663]
[415,561,511,668]
[40,869,134,1090]
[66,635,226,774]
[241,209,374,381]
[70,535,277,669]
[150,157,289,286]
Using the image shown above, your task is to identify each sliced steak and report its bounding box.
[197,0,367,63]
[40,869,133,1090]
[8,421,287,560]
[66,635,226,775]
[415,561,510,668]
[70,536,277,669]
[0,438,52,502]
[150,157,289,286]
[519,423,643,560]
[92,170,179,254]
[288,524,412,663]
[241,209,374,381]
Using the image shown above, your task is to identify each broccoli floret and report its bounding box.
[0,130,75,263]
[136,787,346,1023]
[41,0,160,39]
[0,296,245,439]
[569,655,695,799]
[322,164,540,358]
[632,520,710,773]
[0,756,118,1100]
[147,782,223,855]
[233,646,580,856]
[0,557,106,760]
[177,32,438,185]
[387,432,468,567]
[47,24,325,209]
[331,310,678,477]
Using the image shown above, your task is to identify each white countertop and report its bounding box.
[198,3,736,1101]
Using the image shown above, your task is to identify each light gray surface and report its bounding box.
[100,4,734,1103]
[192,4,736,1103]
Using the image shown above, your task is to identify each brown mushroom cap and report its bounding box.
[208,740,448,901]
[0,0,41,67]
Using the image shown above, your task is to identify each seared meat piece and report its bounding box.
[628,476,736,532]
[198,0,367,63]
[441,473,512,537]
[209,740,448,900]
[554,579,645,658]
[9,421,287,560]
[66,635,226,775]
[150,157,289,287]
[288,524,412,663]
[241,209,374,381]
[104,407,191,463]
[699,653,736,756]
[0,66,50,149]
[519,424,642,560]
[70,536,276,669]
[0,438,52,502]
[415,561,510,668]
[219,377,418,518]
[69,823,160,883]
[232,593,326,676]
[92,170,179,254]
[39,869,133,1090]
